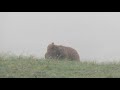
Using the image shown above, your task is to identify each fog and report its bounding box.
[1,12,120,62]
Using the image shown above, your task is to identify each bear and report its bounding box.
[45,42,80,62]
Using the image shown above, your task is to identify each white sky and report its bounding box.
[0,12,120,62]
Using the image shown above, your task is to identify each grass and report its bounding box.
[0,53,120,78]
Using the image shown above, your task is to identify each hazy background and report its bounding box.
[0,12,120,62]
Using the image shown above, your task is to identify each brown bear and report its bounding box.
[45,42,80,62]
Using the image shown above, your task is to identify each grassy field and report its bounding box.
[0,53,120,78]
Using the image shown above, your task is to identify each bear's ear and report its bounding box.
[52,42,54,45]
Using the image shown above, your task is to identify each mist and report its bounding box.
[1,12,120,62]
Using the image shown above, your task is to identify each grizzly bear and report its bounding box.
[45,42,80,62]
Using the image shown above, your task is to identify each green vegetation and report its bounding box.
[0,53,120,78]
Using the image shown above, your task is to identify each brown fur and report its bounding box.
[45,42,80,62]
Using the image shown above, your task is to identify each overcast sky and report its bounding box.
[0,12,120,62]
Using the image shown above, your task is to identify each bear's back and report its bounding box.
[58,45,80,61]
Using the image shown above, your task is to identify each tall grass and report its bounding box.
[0,53,120,78]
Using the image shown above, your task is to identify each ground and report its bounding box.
[0,54,120,78]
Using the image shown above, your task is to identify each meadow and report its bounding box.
[0,53,120,78]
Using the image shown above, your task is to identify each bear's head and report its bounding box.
[45,42,60,59]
